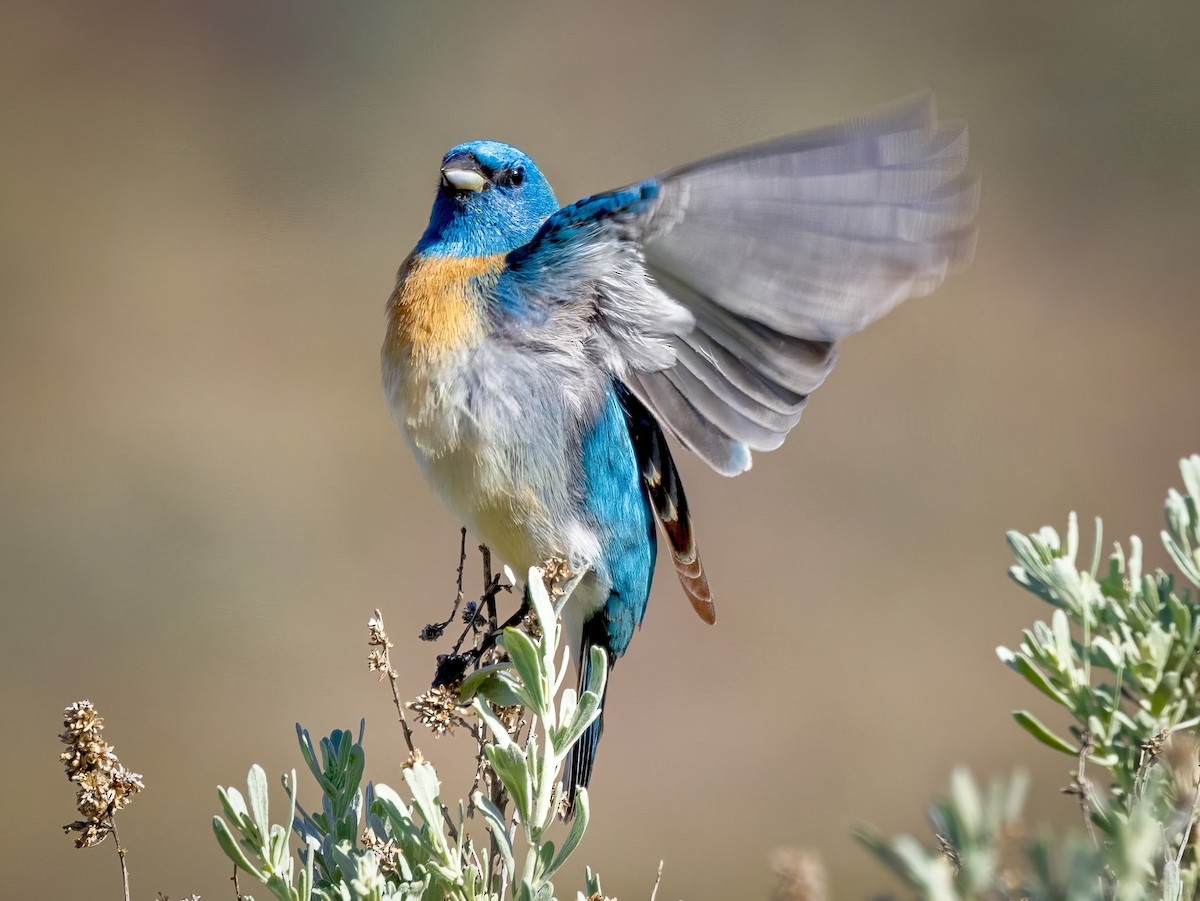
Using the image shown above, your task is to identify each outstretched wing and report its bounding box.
[503,92,978,476]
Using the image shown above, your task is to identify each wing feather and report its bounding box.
[503,91,977,476]
[619,385,714,623]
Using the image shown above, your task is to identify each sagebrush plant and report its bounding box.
[213,565,615,901]
[64,454,1200,899]
[858,454,1200,900]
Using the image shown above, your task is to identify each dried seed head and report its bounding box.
[59,701,142,848]
[367,648,394,679]
[367,610,398,678]
[368,610,393,647]
[539,557,572,599]
[494,704,523,737]
[407,686,468,737]
[362,828,401,876]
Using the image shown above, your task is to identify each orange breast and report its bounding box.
[386,253,506,363]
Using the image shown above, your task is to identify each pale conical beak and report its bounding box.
[441,167,488,192]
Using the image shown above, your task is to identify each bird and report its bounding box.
[381,93,977,807]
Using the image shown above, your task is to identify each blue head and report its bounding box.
[416,140,559,257]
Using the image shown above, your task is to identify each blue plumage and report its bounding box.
[383,95,977,808]
[417,141,559,258]
[579,384,657,657]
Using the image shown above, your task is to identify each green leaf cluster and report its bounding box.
[213,568,608,901]
[861,455,1200,900]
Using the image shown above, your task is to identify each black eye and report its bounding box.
[498,165,525,189]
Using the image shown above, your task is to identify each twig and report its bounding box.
[1062,730,1099,848]
[483,544,508,896]
[456,526,468,595]
[481,544,499,634]
[1134,730,1166,802]
[465,718,489,819]
[650,859,664,901]
[232,864,243,899]
[109,818,131,901]
[1176,757,1200,866]
[371,608,418,756]
[418,529,471,642]
[450,574,506,655]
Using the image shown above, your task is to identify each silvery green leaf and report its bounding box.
[501,627,547,714]
[1012,710,1076,755]
[474,697,515,748]
[1051,609,1072,665]
[402,761,451,860]
[526,566,559,647]
[267,823,290,872]
[1164,529,1200,588]
[369,782,414,832]
[298,843,314,900]
[1030,526,1059,559]
[891,833,938,884]
[1003,770,1029,824]
[554,690,601,758]
[1089,515,1104,578]
[219,785,253,834]
[997,647,1072,706]
[1128,534,1143,595]
[853,824,920,883]
[1090,636,1123,670]
[558,688,578,734]
[344,743,366,808]
[1066,510,1079,564]
[949,767,982,836]
[584,645,608,697]
[283,770,299,861]
[1165,488,1189,543]
[553,645,571,696]
[532,839,556,885]
[213,815,265,880]
[546,787,589,880]
[1163,859,1182,901]
[1181,455,1200,514]
[1006,531,1043,577]
[296,724,334,797]
[486,743,533,828]
[583,866,602,896]
[458,661,515,701]
[473,791,515,879]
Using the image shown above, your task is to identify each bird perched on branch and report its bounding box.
[382,93,977,807]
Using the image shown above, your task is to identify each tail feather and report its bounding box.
[619,384,716,625]
[564,618,609,816]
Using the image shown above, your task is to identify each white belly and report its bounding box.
[384,349,603,581]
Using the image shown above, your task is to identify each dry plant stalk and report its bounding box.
[60,699,143,901]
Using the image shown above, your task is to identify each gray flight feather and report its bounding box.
[626,92,977,474]
[508,92,977,476]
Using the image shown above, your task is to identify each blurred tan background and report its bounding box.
[4,1,1199,897]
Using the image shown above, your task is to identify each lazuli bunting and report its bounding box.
[382,93,976,804]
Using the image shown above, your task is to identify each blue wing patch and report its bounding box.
[506,178,661,274]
